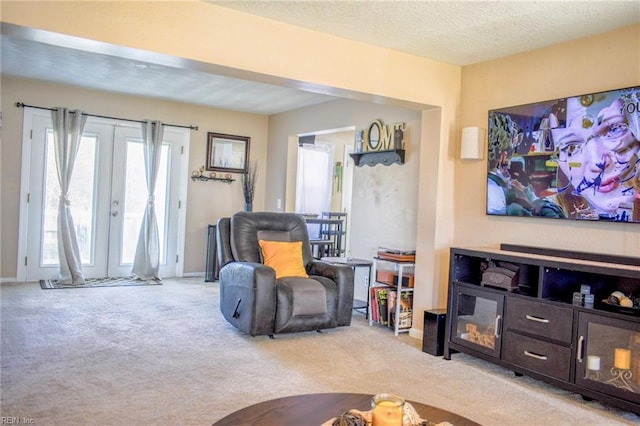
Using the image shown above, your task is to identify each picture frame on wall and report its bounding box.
[206,132,250,174]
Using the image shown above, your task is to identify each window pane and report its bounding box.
[42,130,97,266]
[121,141,169,265]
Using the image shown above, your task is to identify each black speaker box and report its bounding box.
[422,309,447,356]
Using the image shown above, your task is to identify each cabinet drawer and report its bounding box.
[505,298,573,343]
[503,331,571,381]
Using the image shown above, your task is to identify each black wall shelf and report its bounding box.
[349,149,405,167]
[191,176,234,184]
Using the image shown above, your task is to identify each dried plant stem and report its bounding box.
[242,161,258,203]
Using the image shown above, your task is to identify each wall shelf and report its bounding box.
[349,149,405,167]
[191,176,234,184]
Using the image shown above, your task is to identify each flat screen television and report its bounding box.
[486,86,640,223]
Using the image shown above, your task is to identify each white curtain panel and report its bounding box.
[132,120,164,280]
[295,142,334,215]
[52,108,87,284]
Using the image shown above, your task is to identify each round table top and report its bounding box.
[212,392,481,426]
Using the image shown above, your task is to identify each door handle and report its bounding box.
[577,336,585,363]
[494,315,502,338]
[525,314,550,324]
[524,350,548,361]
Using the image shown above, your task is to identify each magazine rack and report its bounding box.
[369,255,415,336]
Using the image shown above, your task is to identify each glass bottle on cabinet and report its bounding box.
[576,312,640,403]
[450,284,504,358]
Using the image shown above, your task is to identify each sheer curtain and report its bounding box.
[132,120,164,280]
[52,108,87,285]
[295,142,334,215]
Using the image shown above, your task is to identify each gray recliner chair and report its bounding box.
[216,212,354,337]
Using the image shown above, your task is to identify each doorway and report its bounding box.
[18,108,188,281]
[292,128,355,254]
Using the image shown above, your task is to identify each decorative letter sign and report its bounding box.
[364,120,405,152]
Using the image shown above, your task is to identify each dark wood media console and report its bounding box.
[444,245,640,414]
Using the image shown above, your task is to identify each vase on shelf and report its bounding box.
[243,202,253,212]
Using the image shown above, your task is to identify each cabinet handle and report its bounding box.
[577,336,585,363]
[524,350,548,361]
[494,315,502,338]
[525,314,549,324]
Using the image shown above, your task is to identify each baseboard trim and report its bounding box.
[409,327,422,340]
[183,272,206,278]
[2,273,207,283]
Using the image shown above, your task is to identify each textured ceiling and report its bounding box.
[1,32,335,115]
[210,0,640,66]
[2,1,639,115]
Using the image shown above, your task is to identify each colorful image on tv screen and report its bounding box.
[487,86,640,223]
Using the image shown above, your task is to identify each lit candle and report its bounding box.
[586,355,601,371]
[371,394,404,426]
[614,348,631,370]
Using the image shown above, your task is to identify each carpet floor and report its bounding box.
[1,278,638,425]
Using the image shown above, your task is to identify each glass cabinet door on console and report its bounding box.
[450,284,504,358]
[576,312,640,404]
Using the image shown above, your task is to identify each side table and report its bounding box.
[321,256,373,318]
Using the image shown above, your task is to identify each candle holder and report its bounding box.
[605,367,635,392]
[586,370,601,382]
[371,393,404,426]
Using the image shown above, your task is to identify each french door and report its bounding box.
[21,108,186,281]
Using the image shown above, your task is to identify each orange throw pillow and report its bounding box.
[258,240,309,279]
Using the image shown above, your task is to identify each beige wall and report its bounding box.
[0,1,636,336]
[2,3,637,337]
[273,99,422,248]
[271,99,422,305]
[1,2,460,108]
[1,5,462,322]
[0,76,269,278]
[457,24,640,256]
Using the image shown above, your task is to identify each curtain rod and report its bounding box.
[16,102,199,131]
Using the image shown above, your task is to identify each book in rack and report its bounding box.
[370,285,413,329]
